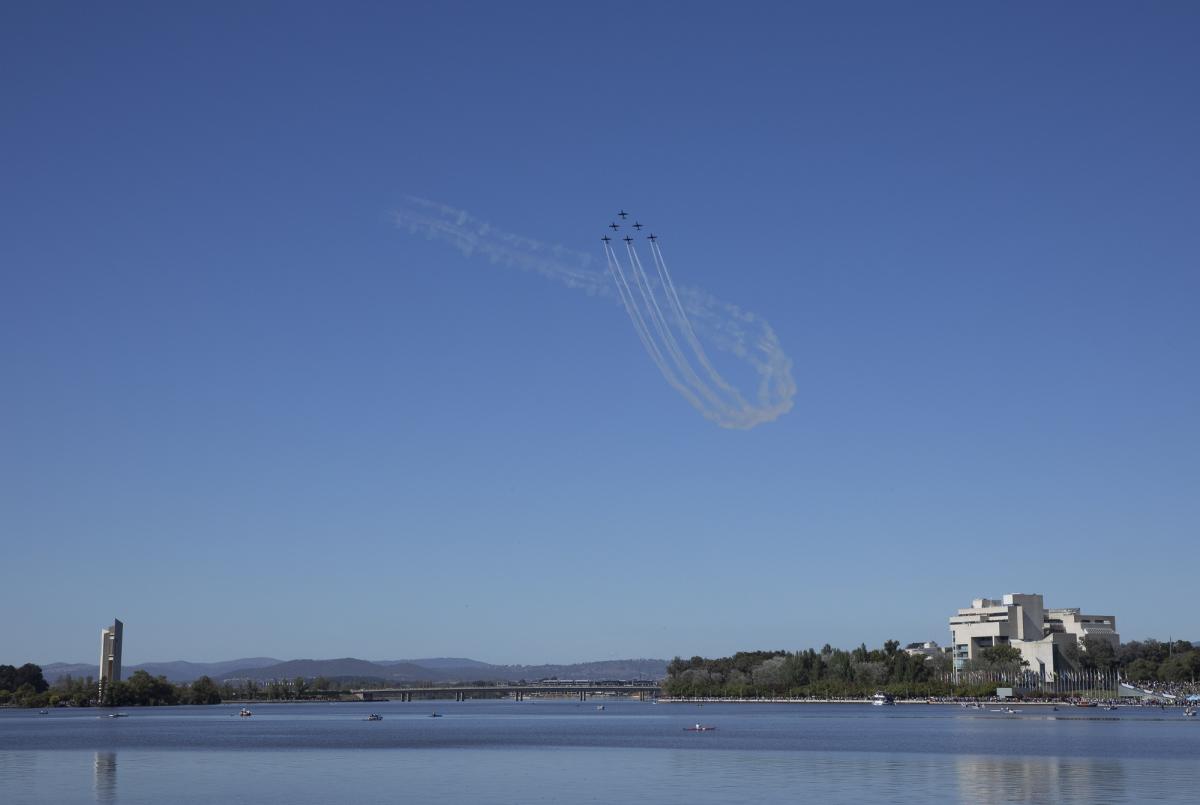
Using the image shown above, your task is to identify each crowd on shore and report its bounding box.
[1121,680,1200,699]
[658,692,1198,707]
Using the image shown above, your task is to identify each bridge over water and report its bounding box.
[352,683,661,702]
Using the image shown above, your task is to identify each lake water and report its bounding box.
[2,700,1198,803]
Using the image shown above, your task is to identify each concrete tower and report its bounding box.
[98,619,123,700]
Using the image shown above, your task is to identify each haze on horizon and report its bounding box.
[3,3,1198,667]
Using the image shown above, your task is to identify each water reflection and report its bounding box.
[93,752,116,804]
[956,754,1129,803]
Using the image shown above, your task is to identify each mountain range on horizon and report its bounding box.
[35,656,669,685]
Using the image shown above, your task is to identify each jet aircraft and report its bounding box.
[618,210,629,219]
[647,233,658,242]
[633,222,644,230]
[623,235,633,243]
[601,235,611,243]
[609,222,620,231]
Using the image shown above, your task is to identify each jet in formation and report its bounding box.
[605,211,657,242]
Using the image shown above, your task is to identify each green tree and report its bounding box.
[0,664,49,695]
[188,676,222,705]
[1080,636,1117,672]
[51,673,98,707]
[979,644,1026,670]
[1123,658,1158,681]
[116,671,180,706]
[1158,651,1200,683]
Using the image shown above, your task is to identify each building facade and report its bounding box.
[98,619,123,700]
[949,594,1117,679]
[904,641,947,661]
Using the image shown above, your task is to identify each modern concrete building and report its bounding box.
[98,619,123,699]
[950,594,1117,679]
[904,641,948,661]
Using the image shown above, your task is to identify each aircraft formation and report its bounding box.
[602,212,652,244]
[599,209,762,427]
[390,196,795,428]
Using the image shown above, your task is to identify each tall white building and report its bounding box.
[949,594,1117,679]
[98,619,123,699]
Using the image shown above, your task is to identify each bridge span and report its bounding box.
[352,684,661,702]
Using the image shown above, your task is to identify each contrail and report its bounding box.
[648,238,743,400]
[603,242,711,416]
[393,197,795,428]
[623,239,731,414]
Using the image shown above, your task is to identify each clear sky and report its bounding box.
[3,2,1197,665]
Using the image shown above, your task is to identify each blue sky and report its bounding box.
[3,2,1197,665]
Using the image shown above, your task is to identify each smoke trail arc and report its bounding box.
[393,198,795,429]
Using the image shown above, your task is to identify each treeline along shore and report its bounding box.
[1,665,232,708]
[1,665,358,708]
[662,638,1200,700]
[6,638,1198,707]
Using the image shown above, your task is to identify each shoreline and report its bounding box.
[653,698,1144,707]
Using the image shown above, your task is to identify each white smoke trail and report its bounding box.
[393,197,795,429]
[623,240,731,414]
[603,242,711,416]
[648,239,744,400]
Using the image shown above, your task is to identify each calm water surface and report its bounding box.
[2,700,1198,803]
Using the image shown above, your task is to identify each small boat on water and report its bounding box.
[239,708,253,717]
[1184,708,1196,718]
[1075,701,1096,708]
[38,710,49,715]
[684,724,716,732]
[366,713,383,721]
[107,713,128,719]
[595,705,605,711]
[871,692,895,706]
[429,712,443,718]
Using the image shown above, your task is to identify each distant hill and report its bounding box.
[134,658,282,681]
[37,656,668,685]
[219,658,440,684]
[383,657,495,671]
[389,659,668,683]
[40,657,282,684]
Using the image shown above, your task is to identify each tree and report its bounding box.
[979,644,1026,670]
[926,652,953,679]
[1158,651,1200,683]
[116,671,180,706]
[851,661,886,688]
[52,673,98,707]
[1080,636,1116,673]
[188,676,222,705]
[751,657,789,691]
[0,664,48,694]
[1123,658,1158,682]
